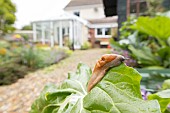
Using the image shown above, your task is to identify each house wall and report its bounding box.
[66,5,105,20]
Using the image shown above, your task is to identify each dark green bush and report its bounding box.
[0,41,73,85]
[0,63,29,85]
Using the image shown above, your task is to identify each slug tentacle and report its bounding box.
[87,54,125,92]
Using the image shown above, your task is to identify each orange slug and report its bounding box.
[87,54,125,92]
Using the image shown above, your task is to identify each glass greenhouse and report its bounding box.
[32,14,89,49]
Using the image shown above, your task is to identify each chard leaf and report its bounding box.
[67,63,92,91]
[30,63,91,113]
[83,64,161,113]
[30,63,161,113]
[30,83,58,113]
[148,89,170,113]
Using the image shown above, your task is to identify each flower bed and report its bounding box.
[0,40,72,85]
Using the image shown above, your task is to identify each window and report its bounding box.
[94,7,98,12]
[97,28,102,35]
[73,11,80,16]
[105,28,111,35]
[95,28,112,38]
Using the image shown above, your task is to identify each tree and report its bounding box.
[21,25,32,30]
[0,0,16,36]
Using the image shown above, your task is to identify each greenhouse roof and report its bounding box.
[32,12,90,26]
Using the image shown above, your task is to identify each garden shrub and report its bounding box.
[0,41,72,85]
[0,40,10,48]
[81,41,91,50]
[0,63,29,85]
[20,46,72,68]
[21,47,45,68]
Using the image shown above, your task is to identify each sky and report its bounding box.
[12,0,70,29]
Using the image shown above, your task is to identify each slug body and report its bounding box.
[87,54,125,92]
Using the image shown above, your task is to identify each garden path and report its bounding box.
[0,48,108,113]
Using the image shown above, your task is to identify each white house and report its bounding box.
[64,0,118,47]
[32,0,118,48]
[64,0,105,20]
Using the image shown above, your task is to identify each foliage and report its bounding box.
[110,16,170,68]
[0,63,28,85]
[110,42,137,67]
[162,79,170,90]
[145,0,164,16]
[81,41,91,50]
[148,79,170,113]
[128,45,161,67]
[119,18,137,40]
[21,46,72,69]
[21,47,45,68]
[0,40,10,48]
[0,0,16,36]
[0,40,72,85]
[141,72,170,90]
[21,34,29,41]
[21,25,32,30]
[30,63,161,113]
[148,90,170,113]
[131,16,170,46]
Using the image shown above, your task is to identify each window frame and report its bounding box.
[95,28,112,38]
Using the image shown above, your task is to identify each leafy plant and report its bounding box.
[128,45,161,67]
[0,40,10,48]
[131,16,170,46]
[0,62,28,85]
[30,63,161,113]
[111,16,170,68]
[0,40,72,85]
[148,90,170,113]
[148,79,170,113]
[162,79,170,90]
[158,47,170,68]
[81,41,91,50]
[21,47,45,68]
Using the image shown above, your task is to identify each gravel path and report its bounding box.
[0,49,108,113]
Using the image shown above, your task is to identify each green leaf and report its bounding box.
[131,16,170,40]
[42,105,59,113]
[83,64,161,113]
[30,83,58,113]
[67,63,92,92]
[158,47,170,68]
[128,45,160,66]
[148,89,170,113]
[30,63,91,113]
[162,79,170,90]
